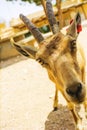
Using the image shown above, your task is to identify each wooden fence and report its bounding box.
[0,0,87,60]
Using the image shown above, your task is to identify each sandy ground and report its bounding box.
[0,58,55,130]
[0,25,87,130]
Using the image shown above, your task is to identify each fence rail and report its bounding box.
[0,1,87,60]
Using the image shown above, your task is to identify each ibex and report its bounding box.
[11,0,87,125]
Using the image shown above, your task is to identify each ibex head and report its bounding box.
[12,0,86,104]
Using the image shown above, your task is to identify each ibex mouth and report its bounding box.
[79,100,84,103]
[77,96,85,104]
[76,95,84,103]
[68,97,85,105]
[72,95,85,104]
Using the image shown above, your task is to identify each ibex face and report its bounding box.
[36,32,86,104]
[11,0,86,106]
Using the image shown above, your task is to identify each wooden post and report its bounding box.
[41,0,46,15]
[56,0,63,29]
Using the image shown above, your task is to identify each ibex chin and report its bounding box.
[11,0,87,125]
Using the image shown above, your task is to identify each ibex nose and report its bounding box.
[66,83,82,97]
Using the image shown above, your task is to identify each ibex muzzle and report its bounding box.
[11,0,87,124]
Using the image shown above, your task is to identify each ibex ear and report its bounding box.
[10,38,37,59]
[67,12,81,38]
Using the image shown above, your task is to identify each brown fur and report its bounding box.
[11,0,87,126]
[35,32,87,124]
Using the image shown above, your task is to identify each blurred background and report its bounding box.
[0,0,86,27]
[0,0,87,62]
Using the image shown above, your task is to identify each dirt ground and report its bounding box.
[0,24,87,130]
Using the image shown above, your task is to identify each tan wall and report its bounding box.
[0,40,19,60]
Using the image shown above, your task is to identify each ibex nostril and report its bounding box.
[77,83,82,92]
[66,88,74,96]
[76,83,82,95]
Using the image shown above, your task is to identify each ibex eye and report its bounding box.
[36,58,48,66]
[36,58,45,65]
[70,40,76,52]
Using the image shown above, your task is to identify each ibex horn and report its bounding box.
[46,0,59,34]
[20,14,44,43]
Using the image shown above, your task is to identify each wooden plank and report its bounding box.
[0,27,28,42]
[0,1,87,43]
[10,10,46,28]
[82,3,87,19]
[76,5,85,20]
[10,1,87,28]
